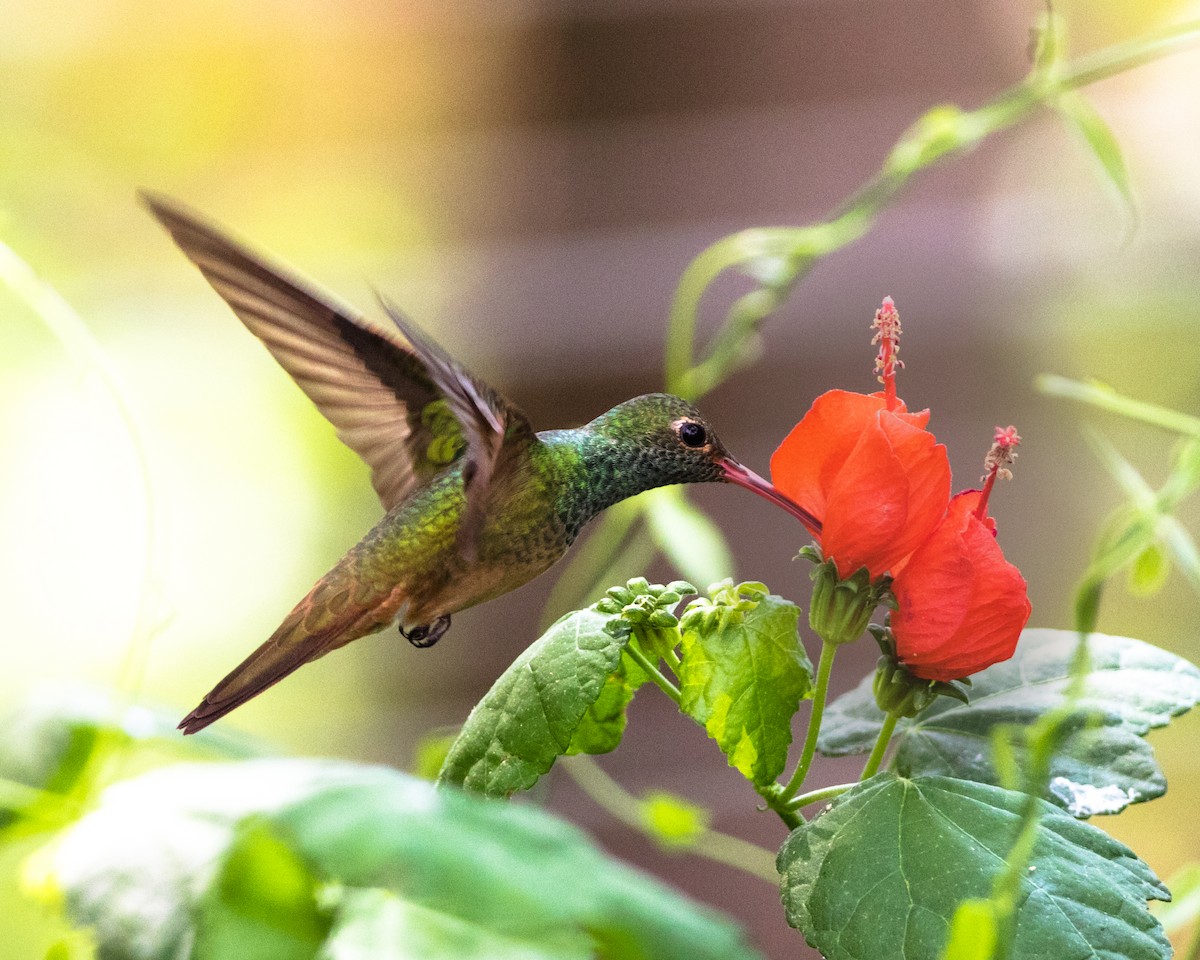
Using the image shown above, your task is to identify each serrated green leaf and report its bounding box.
[778,774,1170,960]
[643,487,733,588]
[319,888,586,960]
[678,591,812,785]
[437,607,624,796]
[1058,90,1137,228]
[567,649,648,756]
[818,629,1200,816]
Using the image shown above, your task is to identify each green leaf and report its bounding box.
[195,820,330,959]
[0,689,257,837]
[319,888,585,960]
[818,629,1200,817]
[51,760,356,960]
[566,649,648,755]
[50,759,765,960]
[437,606,623,797]
[678,586,812,786]
[643,487,733,588]
[778,774,1170,960]
[1057,90,1137,228]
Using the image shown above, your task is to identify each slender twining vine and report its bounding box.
[3,10,1200,960]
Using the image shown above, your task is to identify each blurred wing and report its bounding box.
[379,297,534,557]
[143,193,457,509]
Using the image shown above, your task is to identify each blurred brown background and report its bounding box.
[3,1,1200,957]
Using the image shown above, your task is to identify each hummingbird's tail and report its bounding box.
[178,566,396,735]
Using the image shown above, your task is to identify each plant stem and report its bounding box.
[624,641,682,705]
[663,19,1200,403]
[859,711,900,780]
[563,755,780,884]
[785,782,855,811]
[1038,374,1200,438]
[778,640,837,802]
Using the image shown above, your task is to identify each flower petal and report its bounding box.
[771,390,947,578]
[892,492,1031,681]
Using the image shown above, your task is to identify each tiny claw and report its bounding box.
[401,615,452,648]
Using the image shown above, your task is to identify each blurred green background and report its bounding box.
[3,1,1200,957]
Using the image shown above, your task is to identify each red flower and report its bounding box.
[891,487,1031,681]
[770,389,951,580]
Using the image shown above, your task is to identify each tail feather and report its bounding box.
[179,582,393,734]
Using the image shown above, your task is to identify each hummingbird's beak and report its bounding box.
[718,458,822,536]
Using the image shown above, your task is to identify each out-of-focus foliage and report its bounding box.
[6,709,766,960]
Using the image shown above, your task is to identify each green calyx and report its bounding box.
[805,555,890,647]
[598,577,696,659]
[870,625,972,718]
[679,579,769,635]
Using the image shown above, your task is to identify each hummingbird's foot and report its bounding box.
[401,615,451,649]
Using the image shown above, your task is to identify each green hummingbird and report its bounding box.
[144,195,819,734]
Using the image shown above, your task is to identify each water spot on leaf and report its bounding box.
[1049,776,1138,817]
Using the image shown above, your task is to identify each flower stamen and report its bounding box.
[976,425,1021,518]
[872,296,904,412]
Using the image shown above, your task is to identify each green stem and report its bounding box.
[624,640,682,705]
[785,782,855,811]
[990,792,1046,958]
[1038,374,1200,437]
[779,640,837,801]
[564,756,779,884]
[859,711,900,780]
[664,646,683,675]
[663,19,1200,403]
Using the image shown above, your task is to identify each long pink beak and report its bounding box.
[719,458,822,536]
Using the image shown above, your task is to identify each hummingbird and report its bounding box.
[144,195,820,734]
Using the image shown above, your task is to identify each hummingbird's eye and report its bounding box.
[677,420,708,448]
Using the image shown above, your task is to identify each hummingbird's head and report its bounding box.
[592,394,821,534]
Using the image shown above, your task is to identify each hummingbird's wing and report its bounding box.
[142,193,483,510]
[378,298,534,557]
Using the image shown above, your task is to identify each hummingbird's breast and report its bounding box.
[352,447,573,628]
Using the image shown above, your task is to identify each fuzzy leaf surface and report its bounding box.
[818,629,1200,816]
[679,590,812,786]
[778,774,1170,960]
[437,607,623,796]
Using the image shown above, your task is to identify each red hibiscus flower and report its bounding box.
[769,299,951,580]
[891,428,1031,681]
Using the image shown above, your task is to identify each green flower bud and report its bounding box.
[808,560,887,646]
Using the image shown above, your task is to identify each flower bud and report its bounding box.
[807,559,887,646]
